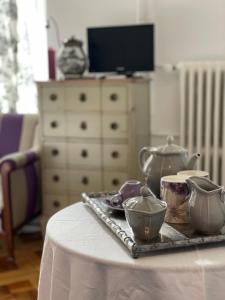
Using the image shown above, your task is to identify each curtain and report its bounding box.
[16,0,37,113]
[0,0,18,112]
[0,0,37,113]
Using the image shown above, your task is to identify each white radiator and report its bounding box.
[179,61,225,185]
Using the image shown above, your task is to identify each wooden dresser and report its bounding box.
[37,78,150,227]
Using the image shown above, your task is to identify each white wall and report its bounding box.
[47,0,225,145]
[151,0,225,145]
[22,0,48,81]
[47,0,139,50]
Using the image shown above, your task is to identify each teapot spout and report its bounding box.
[186,153,200,170]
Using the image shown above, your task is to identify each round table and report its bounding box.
[38,202,225,300]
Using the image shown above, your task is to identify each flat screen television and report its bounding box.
[87,24,154,75]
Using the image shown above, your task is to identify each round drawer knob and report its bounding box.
[111,151,119,159]
[80,121,87,130]
[53,200,60,208]
[50,121,58,128]
[112,178,120,186]
[79,93,87,102]
[110,122,118,130]
[110,93,118,101]
[50,93,58,101]
[81,149,88,158]
[52,149,59,156]
[81,176,89,185]
[53,175,60,182]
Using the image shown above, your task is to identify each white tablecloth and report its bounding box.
[38,202,225,300]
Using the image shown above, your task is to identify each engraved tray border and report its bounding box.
[82,192,225,258]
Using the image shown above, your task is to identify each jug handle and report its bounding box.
[221,189,225,217]
[185,178,193,199]
[138,147,153,172]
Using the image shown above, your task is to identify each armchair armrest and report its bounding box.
[0,146,41,229]
[0,147,40,171]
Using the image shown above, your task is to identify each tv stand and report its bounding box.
[124,72,135,78]
[98,72,143,80]
[116,70,138,78]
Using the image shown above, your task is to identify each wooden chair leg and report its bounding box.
[1,163,15,262]
[4,226,15,262]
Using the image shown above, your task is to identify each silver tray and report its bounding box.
[82,192,225,258]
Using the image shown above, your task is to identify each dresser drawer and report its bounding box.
[43,114,65,137]
[66,113,101,138]
[68,170,102,194]
[102,114,128,138]
[68,143,101,167]
[42,87,64,111]
[65,87,101,111]
[103,171,128,191]
[102,86,127,112]
[43,195,69,216]
[43,170,67,194]
[103,144,128,167]
[43,142,66,168]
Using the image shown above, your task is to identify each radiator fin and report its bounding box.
[179,62,225,185]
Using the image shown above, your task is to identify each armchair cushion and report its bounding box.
[0,147,40,210]
[0,148,41,225]
[0,178,2,211]
[9,161,41,228]
[0,114,41,231]
[0,114,40,260]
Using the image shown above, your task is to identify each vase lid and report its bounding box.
[63,36,83,47]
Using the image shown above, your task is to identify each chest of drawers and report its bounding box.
[37,78,150,224]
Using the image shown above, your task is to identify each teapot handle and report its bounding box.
[138,147,154,173]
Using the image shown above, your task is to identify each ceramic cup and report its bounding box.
[160,175,190,224]
[110,180,142,207]
[177,170,209,178]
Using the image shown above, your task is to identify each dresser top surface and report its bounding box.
[36,77,150,86]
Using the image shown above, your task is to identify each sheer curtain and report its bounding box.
[0,0,48,114]
[0,0,18,112]
[17,0,37,113]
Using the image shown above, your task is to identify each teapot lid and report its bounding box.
[153,136,187,155]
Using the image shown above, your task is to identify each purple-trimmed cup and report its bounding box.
[160,175,190,224]
[110,180,142,207]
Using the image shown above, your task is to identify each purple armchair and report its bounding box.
[0,114,41,261]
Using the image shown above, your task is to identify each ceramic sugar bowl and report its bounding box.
[123,185,167,241]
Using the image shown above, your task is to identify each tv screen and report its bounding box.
[87,24,154,74]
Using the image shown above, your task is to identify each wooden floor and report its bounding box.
[0,233,42,300]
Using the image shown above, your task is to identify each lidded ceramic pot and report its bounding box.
[139,136,200,198]
[123,185,167,241]
[57,36,87,79]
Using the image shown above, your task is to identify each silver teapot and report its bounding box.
[139,136,200,198]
